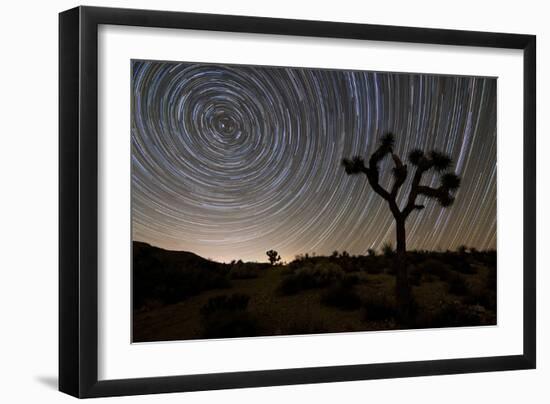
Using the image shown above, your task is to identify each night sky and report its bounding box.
[131,60,496,263]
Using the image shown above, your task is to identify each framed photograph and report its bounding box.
[59,6,536,398]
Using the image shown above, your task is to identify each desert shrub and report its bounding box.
[280,266,295,276]
[436,253,476,274]
[321,283,362,311]
[463,291,497,312]
[288,255,307,271]
[382,242,394,257]
[229,263,260,279]
[278,270,315,295]
[446,273,469,296]
[408,265,422,286]
[446,255,475,274]
[278,263,344,295]
[334,254,360,273]
[452,260,476,274]
[406,251,428,265]
[462,277,497,311]
[362,295,398,322]
[200,293,250,317]
[342,273,361,286]
[385,263,397,275]
[200,294,259,338]
[486,265,497,291]
[312,262,345,283]
[341,261,361,273]
[201,311,259,339]
[423,274,437,283]
[416,302,483,328]
[475,250,497,267]
[286,318,327,335]
[417,258,443,276]
[366,265,384,275]
[417,259,452,281]
[363,256,387,274]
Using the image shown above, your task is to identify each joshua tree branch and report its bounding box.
[341,156,391,201]
[406,183,456,213]
[343,133,459,219]
[416,185,445,198]
[365,168,391,201]
[390,153,408,200]
[402,166,426,217]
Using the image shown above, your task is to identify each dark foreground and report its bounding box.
[133,242,496,342]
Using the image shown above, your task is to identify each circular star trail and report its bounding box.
[132,60,496,263]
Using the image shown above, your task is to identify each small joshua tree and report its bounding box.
[266,249,281,266]
[342,132,460,320]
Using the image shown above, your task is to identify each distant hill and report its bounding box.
[133,241,230,309]
[133,241,218,269]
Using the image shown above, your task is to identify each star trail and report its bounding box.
[131,60,496,263]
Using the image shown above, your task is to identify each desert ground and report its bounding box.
[132,242,496,342]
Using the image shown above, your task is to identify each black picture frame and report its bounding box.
[59,5,536,398]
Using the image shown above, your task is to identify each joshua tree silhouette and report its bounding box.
[342,132,461,321]
[266,249,281,266]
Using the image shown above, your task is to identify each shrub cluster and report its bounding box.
[286,318,327,335]
[362,295,398,322]
[414,302,483,328]
[278,262,344,295]
[446,273,469,296]
[416,258,451,279]
[200,294,260,339]
[486,265,497,291]
[229,263,260,279]
[200,293,250,317]
[462,289,497,311]
[321,283,362,311]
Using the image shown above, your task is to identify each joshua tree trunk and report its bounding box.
[394,216,411,322]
